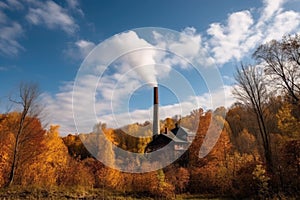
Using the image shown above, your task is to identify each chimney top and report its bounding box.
[164,127,168,134]
[154,86,158,105]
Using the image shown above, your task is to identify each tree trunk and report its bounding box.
[5,110,27,187]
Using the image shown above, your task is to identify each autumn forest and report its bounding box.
[0,35,300,199]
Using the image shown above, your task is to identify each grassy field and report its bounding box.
[0,187,233,200]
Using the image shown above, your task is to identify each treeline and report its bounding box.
[0,104,298,199]
[0,35,299,199]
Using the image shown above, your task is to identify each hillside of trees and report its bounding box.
[0,35,299,199]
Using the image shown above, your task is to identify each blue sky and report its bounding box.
[1,0,300,134]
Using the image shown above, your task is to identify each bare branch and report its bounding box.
[253,35,300,103]
[234,63,273,172]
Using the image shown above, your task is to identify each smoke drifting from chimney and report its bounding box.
[135,65,157,87]
[125,49,158,87]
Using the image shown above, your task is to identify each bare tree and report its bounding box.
[253,35,300,103]
[6,82,44,187]
[233,64,273,172]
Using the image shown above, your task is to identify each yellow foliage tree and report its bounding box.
[277,103,300,137]
[0,112,45,186]
[22,125,69,187]
[0,129,14,187]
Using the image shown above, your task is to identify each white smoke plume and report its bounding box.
[116,31,158,87]
[123,50,158,87]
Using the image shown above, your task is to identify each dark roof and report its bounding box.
[144,126,194,153]
[144,134,172,153]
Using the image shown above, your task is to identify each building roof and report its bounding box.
[144,125,195,153]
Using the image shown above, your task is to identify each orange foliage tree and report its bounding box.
[21,125,69,187]
[0,112,45,187]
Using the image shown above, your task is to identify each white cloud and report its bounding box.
[26,0,78,34]
[75,40,95,50]
[0,3,25,56]
[76,40,96,55]
[0,2,8,9]
[65,39,96,60]
[260,0,286,21]
[6,0,24,10]
[66,0,78,9]
[168,27,201,60]
[41,80,78,133]
[207,11,254,64]
[206,0,300,64]
[154,27,215,68]
[263,10,300,42]
[66,0,84,16]
[256,0,300,43]
[0,0,83,56]
[0,21,24,56]
[83,31,159,85]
